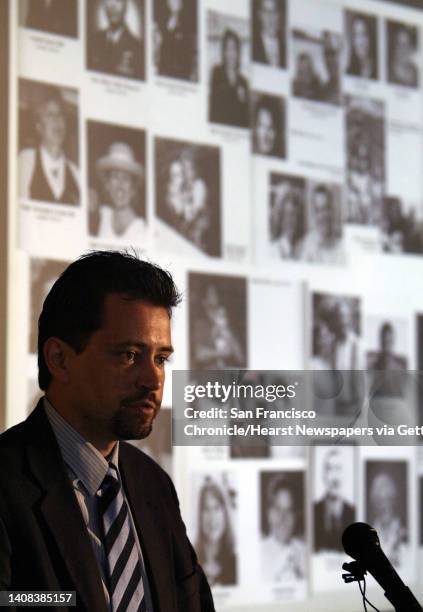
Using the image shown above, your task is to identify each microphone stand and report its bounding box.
[342,561,422,612]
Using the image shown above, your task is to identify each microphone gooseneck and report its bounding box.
[342,522,422,612]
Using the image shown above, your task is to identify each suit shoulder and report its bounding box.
[0,420,28,449]
[211,64,224,81]
[91,29,107,43]
[122,28,140,46]
[120,441,171,482]
[0,421,28,477]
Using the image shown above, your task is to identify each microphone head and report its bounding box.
[342,522,380,560]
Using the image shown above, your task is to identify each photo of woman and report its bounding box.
[195,475,237,587]
[155,137,221,257]
[269,174,305,260]
[345,11,379,80]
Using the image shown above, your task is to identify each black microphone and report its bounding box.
[342,522,422,612]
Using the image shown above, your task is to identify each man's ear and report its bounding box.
[43,337,75,384]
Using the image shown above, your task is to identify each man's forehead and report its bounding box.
[101,295,171,327]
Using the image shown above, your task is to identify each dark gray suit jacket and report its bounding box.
[0,400,214,611]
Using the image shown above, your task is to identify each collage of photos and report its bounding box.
[13,0,423,610]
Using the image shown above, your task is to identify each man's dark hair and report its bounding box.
[221,28,241,66]
[34,87,66,123]
[267,475,294,508]
[38,250,181,390]
[254,95,277,125]
[380,321,394,344]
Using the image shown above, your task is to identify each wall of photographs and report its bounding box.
[6,0,423,610]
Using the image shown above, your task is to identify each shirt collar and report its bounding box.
[40,145,64,169]
[43,396,120,496]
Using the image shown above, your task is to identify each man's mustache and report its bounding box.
[121,389,159,408]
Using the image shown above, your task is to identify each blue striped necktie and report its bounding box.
[98,464,146,612]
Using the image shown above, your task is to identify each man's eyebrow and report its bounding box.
[113,341,174,353]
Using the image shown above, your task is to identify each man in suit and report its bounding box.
[87,0,144,80]
[313,448,355,552]
[252,0,285,68]
[0,251,214,611]
[154,0,197,81]
[368,321,407,399]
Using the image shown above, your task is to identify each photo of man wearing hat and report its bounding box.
[87,120,147,242]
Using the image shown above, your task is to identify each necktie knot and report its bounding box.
[98,466,121,512]
[102,470,120,491]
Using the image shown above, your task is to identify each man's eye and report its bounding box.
[122,351,137,363]
[156,355,170,366]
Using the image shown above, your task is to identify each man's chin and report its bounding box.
[112,413,156,441]
[115,424,153,441]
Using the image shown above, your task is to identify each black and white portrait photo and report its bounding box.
[387,20,419,88]
[155,137,221,257]
[269,173,306,260]
[345,95,385,225]
[208,11,249,129]
[299,182,345,265]
[251,0,286,69]
[365,460,408,568]
[19,80,80,205]
[312,293,365,416]
[29,257,68,354]
[379,196,423,255]
[189,272,247,370]
[86,0,145,80]
[260,471,306,583]
[345,10,379,80]
[366,318,408,399]
[193,473,237,587]
[252,92,285,159]
[312,293,364,371]
[20,0,78,38]
[87,120,146,242]
[312,446,355,553]
[230,371,271,459]
[153,0,198,82]
[269,176,344,264]
[292,29,341,105]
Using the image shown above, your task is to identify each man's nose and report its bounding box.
[134,357,162,391]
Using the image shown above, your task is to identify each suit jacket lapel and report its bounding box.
[119,443,176,612]
[25,402,108,612]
